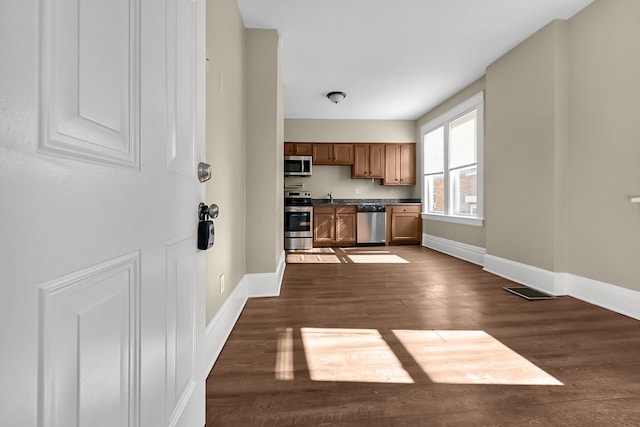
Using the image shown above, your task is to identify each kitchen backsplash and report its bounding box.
[285,164,417,200]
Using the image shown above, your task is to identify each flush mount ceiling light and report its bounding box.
[327,91,346,103]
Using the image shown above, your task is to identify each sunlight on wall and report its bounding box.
[392,329,563,385]
[300,328,414,383]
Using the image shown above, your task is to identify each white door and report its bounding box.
[0,0,206,426]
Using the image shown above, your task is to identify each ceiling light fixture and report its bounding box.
[327,91,346,104]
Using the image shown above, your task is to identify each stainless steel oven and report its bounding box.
[284,190,313,250]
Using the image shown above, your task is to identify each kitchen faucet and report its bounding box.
[327,191,333,203]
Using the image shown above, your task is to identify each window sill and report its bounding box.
[421,213,484,227]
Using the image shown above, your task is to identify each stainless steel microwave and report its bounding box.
[284,155,312,176]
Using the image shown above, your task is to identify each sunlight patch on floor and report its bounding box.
[286,248,409,264]
[275,327,294,380]
[392,329,564,385]
[347,254,409,264]
[286,253,342,263]
[280,327,564,386]
[300,328,414,384]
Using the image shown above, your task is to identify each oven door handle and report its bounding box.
[284,206,313,212]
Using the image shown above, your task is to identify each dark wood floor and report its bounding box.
[206,246,640,426]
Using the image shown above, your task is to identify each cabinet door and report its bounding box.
[333,144,354,164]
[399,144,416,184]
[368,144,385,178]
[285,142,312,155]
[284,142,296,155]
[312,144,333,164]
[389,206,421,244]
[383,144,416,186]
[313,207,335,246]
[384,144,400,184]
[335,213,356,244]
[352,144,370,178]
[294,143,312,155]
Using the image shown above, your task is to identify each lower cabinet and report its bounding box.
[313,205,356,247]
[387,205,422,245]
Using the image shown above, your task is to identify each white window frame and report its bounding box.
[420,91,484,227]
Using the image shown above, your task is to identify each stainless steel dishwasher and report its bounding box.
[356,204,386,245]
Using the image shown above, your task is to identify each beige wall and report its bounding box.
[246,29,284,274]
[284,119,417,200]
[285,119,415,143]
[205,0,247,321]
[567,0,640,291]
[418,0,640,293]
[485,20,567,271]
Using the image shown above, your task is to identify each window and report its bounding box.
[421,92,484,226]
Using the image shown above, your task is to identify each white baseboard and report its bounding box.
[483,254,565,295]
[484,254,640,321]
[422,233,486,266]
[247,250,286,298]
[203,251,287,377]
[568,274,640,321]
[423,233,640,321]
[203,276,248,377]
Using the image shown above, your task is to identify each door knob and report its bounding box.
[199,202,219,220]
[197,162,212,182]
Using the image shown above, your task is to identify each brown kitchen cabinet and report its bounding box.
[352,144,384,178]
[312,143,354,165]
[387,205,422,245]
[284,142,312,156]
[383,144,416,185]
[313,205,356,247]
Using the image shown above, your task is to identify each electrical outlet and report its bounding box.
[220,274,225,294]
[355,188,361,194]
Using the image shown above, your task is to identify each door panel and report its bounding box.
[313,210,335,245]
[333,144,354,164]
[384,145,400,184]
[39,253,140,427]
[312,144,332,164]
[336,214,356,244]
[352,144,369,177]
[40,0,140,169]
[165,237,198,426]
[399,144,416,185]
[368,144,385,178]
[167,0,198,177]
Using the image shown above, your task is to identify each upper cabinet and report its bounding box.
[312,143,353,165]
[352,144,384,179]
[383,144,416,185]
[284,142,312,156]
[285,141,416,186]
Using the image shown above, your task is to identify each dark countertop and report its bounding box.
[311,198,421,206]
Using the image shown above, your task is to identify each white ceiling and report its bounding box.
[237,0,593,120]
